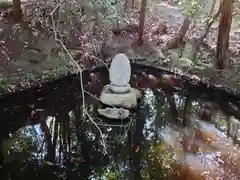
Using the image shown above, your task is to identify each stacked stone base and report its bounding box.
[98,85,142,119]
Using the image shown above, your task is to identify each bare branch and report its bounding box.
[50,0,108,154]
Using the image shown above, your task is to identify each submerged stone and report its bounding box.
[236,129,240,142]
[98,108,129,119]
[100,85,141,108]
[109,53,131,93]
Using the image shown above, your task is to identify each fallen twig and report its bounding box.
[50,0,107,154]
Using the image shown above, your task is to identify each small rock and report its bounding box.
[98,108,129,119]
[168,49,179,62]
[138,74,160,88]
[156,49,166,59]
[236,129,240,140]
[181,42,194,59]
[228,116,240,138]
[161,74,181,87]
[179,57,193,67]
[158,34,171,45]
[26,50,48,63]
[190,74,201,82]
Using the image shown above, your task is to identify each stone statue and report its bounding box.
[109,53,131,93]
[98,53,142,119]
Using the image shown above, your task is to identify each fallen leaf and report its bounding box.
[135,146,140,152]
[45,161,55,166]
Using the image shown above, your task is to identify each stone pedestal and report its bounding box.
[110,84,131,94]
[100,85,141,109]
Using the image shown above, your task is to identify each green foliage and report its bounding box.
[23,73,35,80]
[87,0,124,25]
[178,0,207,17]
[0,75,9,92]
[142,142,174,179]
[103,166,124,180]
[92,164,125,180]
[97,0,122,21]
[2,130,38,156]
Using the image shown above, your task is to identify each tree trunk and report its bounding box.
[216,0,233,69]
[164,15,191,50]
[11,0,22,21]
[41,121,54,162]
[137,0,147,45]
[124,0,138,10]
[192,0,221,60]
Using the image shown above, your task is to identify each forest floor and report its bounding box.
[0,0,240,93]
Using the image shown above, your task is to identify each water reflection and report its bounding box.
[0,77,240,179]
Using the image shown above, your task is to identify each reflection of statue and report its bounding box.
[98,53,141,119]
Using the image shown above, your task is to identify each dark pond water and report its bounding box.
[0,64,240,180]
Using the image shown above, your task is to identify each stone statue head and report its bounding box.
[109,53,131,87]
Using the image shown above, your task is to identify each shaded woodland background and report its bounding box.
[0,0,239,90]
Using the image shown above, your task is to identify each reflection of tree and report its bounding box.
[0,126,39,179]
[41,120,54,162]
[154,89,174,126]
[142,142,174,180]
[52,117,58,161]
[138,90,176,180]
[73,105,92,179]
[0,141,4,178]
[2,128,38,157]
[128,89,171,180]
[0,87,196,180]
[59,111,71,162]
[132,99,145,180]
